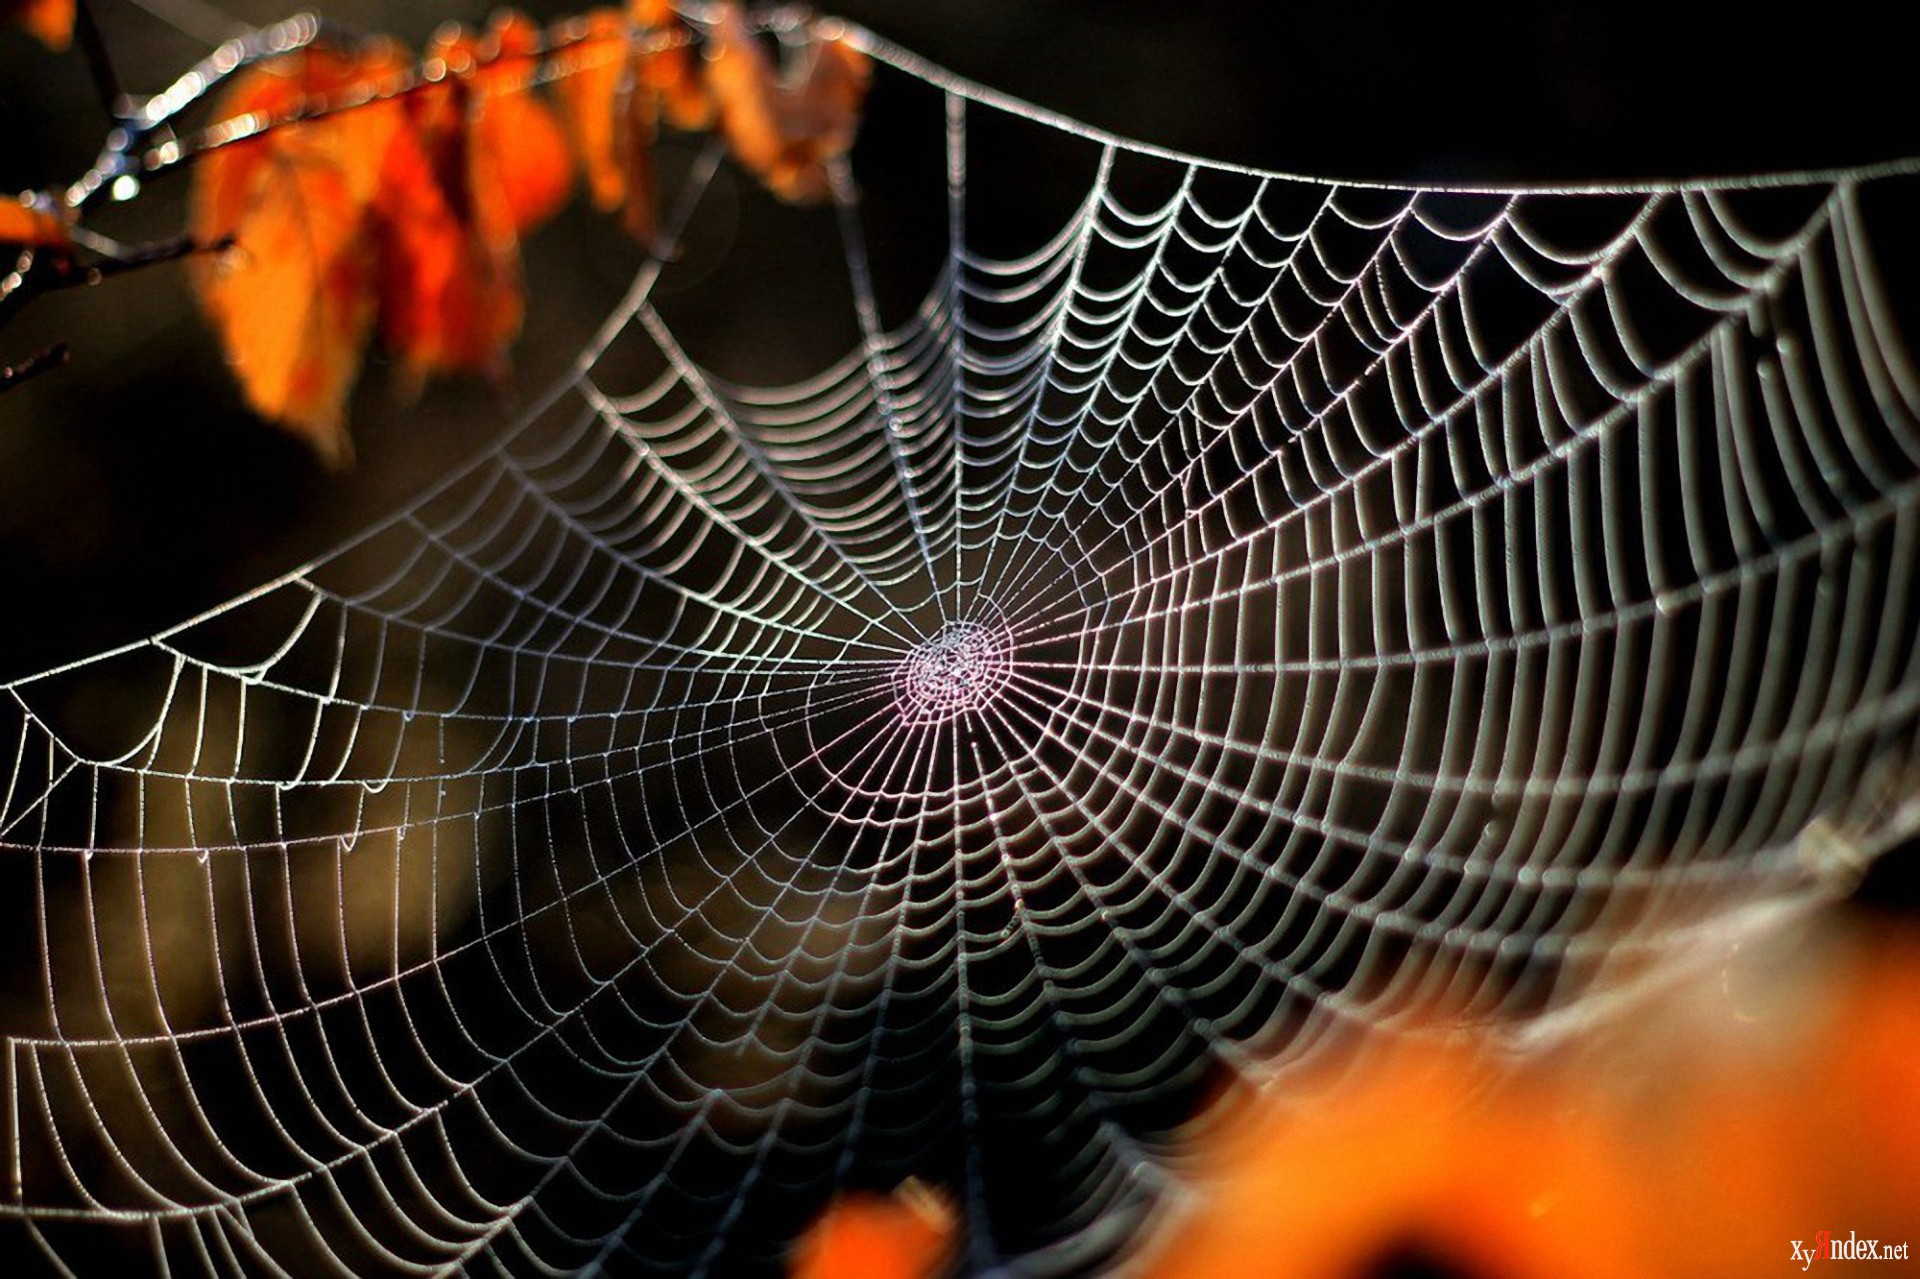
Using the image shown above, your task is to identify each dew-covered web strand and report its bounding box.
[469,679,934,1274]
[1000,189,1907,725]
[3,14,1920,1279]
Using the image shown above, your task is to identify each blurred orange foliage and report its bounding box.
[1141,922,1920,1279]
[182,2,867,460]
[373,13,571,391]
[786,920,1920,1279]
[706,4,870,203]
[0,0,73,50]
[553,11,635,216]
[553,0,714,246]
[632,0,713,133]
[790,1181,957,1279]
[191,43,412,463]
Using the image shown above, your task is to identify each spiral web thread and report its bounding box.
[5,20,1920,1276]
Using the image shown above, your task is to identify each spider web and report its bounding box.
[5,17,1920,1276]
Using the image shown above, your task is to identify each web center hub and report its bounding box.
[895,621,1014,726]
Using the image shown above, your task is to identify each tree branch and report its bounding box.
[0,343,70,394]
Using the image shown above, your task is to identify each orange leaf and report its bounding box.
[790,1182,956,1279]
[1142,1047,1649,1279]
[475,11,574,234]
[190,45,410,464]
[375,14,572,387]
[553,11,630,213]
[632,0,711,131]
[371,103,482,388]
[616,77,662,245]
[706,3,870,204]
[0,0,74,50]
[555,5,711,245]
[0,196,70,247]
[705,8,792,192]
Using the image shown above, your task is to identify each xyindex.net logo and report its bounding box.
[1791,1231,1912,1269]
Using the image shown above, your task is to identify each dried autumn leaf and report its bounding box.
[475,11,574,233]
[554,3,708,245]
[553,10,630,213]
[191,45,410,465]
[706,3,870,204]
[0,196,71,247]
[789,1182,956,1279]
[372,96,481,389]
[632,0,711,131]
[0,0,74,50]
[377,13,575,387]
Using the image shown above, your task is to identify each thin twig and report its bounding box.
[0,247,64,328]
[70,0,129,121]
[0,235,225,381]
[84,233,223,278]
[65,14,707,208]
[0,247,35,303]
[66,14,327,211]
[0,344,71,394]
